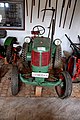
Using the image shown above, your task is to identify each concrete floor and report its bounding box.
[0,97,80,120]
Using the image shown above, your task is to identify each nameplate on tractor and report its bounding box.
[32,72,49,78]
[37,47,46,51]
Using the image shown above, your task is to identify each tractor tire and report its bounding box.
[11,65,19,95]
[6,45,12,63]
[55,71,72,99]
[54,45,62,68]
[21,42,28,67]
[66,56,76,78]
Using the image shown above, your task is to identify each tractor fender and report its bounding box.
[4,37,17,46]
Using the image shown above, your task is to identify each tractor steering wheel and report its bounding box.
[32,25,45,35]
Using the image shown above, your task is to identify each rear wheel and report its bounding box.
[55,71,72,99]
[11,65,19,95]
[6,45,12,63]
[54,45,62,68]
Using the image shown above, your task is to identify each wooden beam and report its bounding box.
[35,86,42,97]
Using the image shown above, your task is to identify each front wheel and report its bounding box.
[11,65,19,95]
[55,71,72,99]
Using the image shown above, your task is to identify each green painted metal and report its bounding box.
[33,48,49,52]
[4,37,17,46]
[32,65,49,72]
[51,43,56,57]
[19,36,61,88]
[33,37,50,51]
[30,37,51,72]
[28,42,32,52]
[35,77,45,84]
[27,52,31,61]
[26,42,32,61]
[31,38,51,72]
[19,74,62,87]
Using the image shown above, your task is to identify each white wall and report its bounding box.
[2,0,80,52]
[55,0,80,52]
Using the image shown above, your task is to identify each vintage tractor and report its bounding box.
[11,25,72,99]
[0,29,21,63]
[0,30,7,59]
[65,34,80,82]
[4,36,21,64]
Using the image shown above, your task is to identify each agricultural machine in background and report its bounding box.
[11,23,72,99]
[4,37,21,64]
[65,34,80,82]
[0,30,21,64]
[0,30,7,59]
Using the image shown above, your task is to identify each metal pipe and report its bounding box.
[48,8,55,38]
[68,0,72,8]
[30,0,34,23]
[63,0,69,28]
[59,0,66,27]
[69,0,78,29]
[38,0,40,18]
[55,0,58,25]
[33,0,35,6]
[49,0,51,7]
[26,0,28,16]
[42,0,48,22]
[78,35,80,48]
[41,8,55,38]
[51,19,55,44]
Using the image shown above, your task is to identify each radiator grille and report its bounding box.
[32,50,50,67]
[31,50,40,66]
[42,51,50,66]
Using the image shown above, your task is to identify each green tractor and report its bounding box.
[0,30,20,63]
[0,30,17,62]
[11,25,72,99]
[4,36,19,63]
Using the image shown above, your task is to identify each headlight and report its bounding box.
[24,37,31,43]
[54,39,61,46]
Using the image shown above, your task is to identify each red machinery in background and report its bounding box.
[65,34,80,82]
